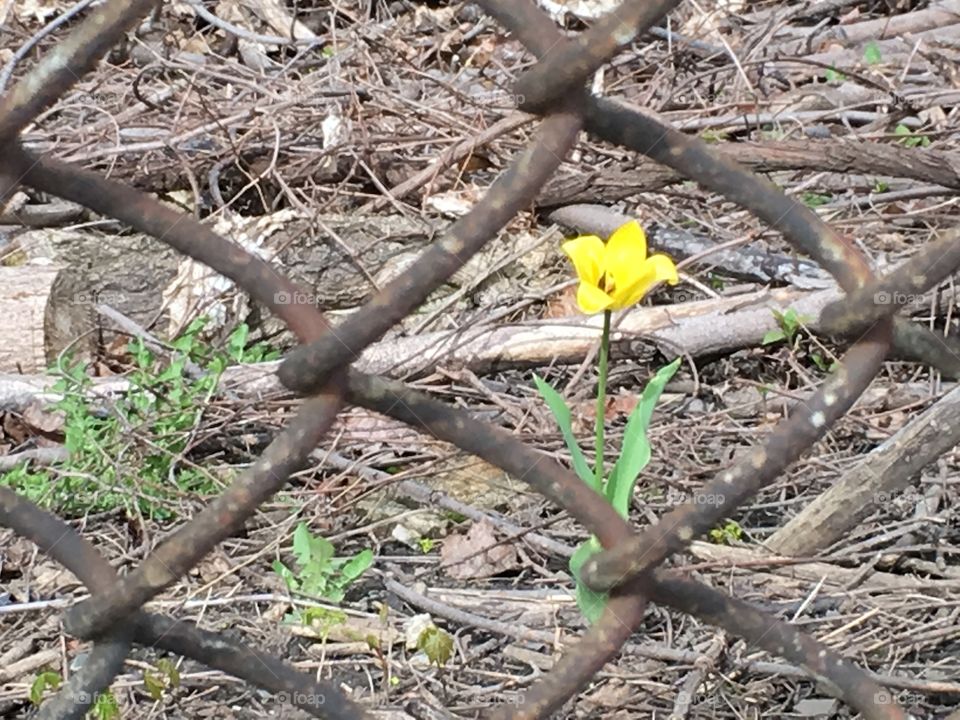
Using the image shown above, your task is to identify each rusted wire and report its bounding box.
[1,0,954,717]
[819,227,960,336]
[345,370,904,720]
[0,487,367,719]
[648,573,908,720]
[480,0,960,377]
[512,0,684,113]
[275,111,583,396]
[0,487,134,720]
[579,324,891,589]
[0,0,157,139]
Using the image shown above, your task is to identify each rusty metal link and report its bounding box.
[345,371,904,720]
[820,226,960,336]
[2,145,347,639]
[647,573,905,720]
[582,96,960,374]
[512,0,683,113]
[0,0,157,140]
[0,0,952,717]
[481,0,960,377]
[0,487,134,720]
[580,323,891,590]
[276,111,583,396]
[0,487,366,719]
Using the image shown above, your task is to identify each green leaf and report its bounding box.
[29,671,61,705]
[418,626,454,668]
[91,690,120,720]
[569,538,607,624]
[824,67,845,83]
[144,670,165,700]
[272,559,298,591]
[228,323,250,361]
[606,359,680,517]
[762,328,786,345]
[156,658,180,688]
[533,375,595,489]
[864,41,882,65]
[341,549,374,581]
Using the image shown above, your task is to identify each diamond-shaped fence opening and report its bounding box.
[1,2,958,719]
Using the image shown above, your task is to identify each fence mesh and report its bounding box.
[4,2,957,719]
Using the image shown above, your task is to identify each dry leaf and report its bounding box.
[543,285,580,319]
[440,517,518,580]
[21,400,65,436]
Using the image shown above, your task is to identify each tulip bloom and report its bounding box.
[562,220,678,315]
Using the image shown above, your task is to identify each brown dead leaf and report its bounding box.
[21,400,65,437]
[440,517,518,580]
[2,413,30,445]
[606,392,640,418]
[0,530,35,575]
[543,285,580,319]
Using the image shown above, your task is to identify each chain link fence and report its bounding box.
[3,2,957,718]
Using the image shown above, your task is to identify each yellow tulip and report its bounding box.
[561,220,679,315]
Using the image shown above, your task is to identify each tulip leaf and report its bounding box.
[533,374,596,490]
[569,536,607,624]
[606,358,681,518]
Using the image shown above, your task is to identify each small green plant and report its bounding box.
[824,67,845,83]
[29,670,61,705]
[417,626,454,668]
[810,352,839,373]
[709,520,743,545]
[894,123,930,148]
[699,129,729,144]
[762,308,811,346]
[0,320,278,519]
[864,41,882,65]
[536,359,680,623]
[801,191,832,208]
[872,179,889,193]
[29,670,119,719]
[301,606,348,639]
[272,522,374,609]
[759,125,787,141]
[418,537,436,554]
[90,690,121,720]
[143,658,180,701]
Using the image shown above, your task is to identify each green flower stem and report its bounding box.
[594,309,611,490]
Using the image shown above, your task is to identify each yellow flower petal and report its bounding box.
[576,281,614,314]
[606,220,647,263]
[562,235,606,287]
[647,254,680,285]
[605,221,651,307]
[613,254,679,308]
